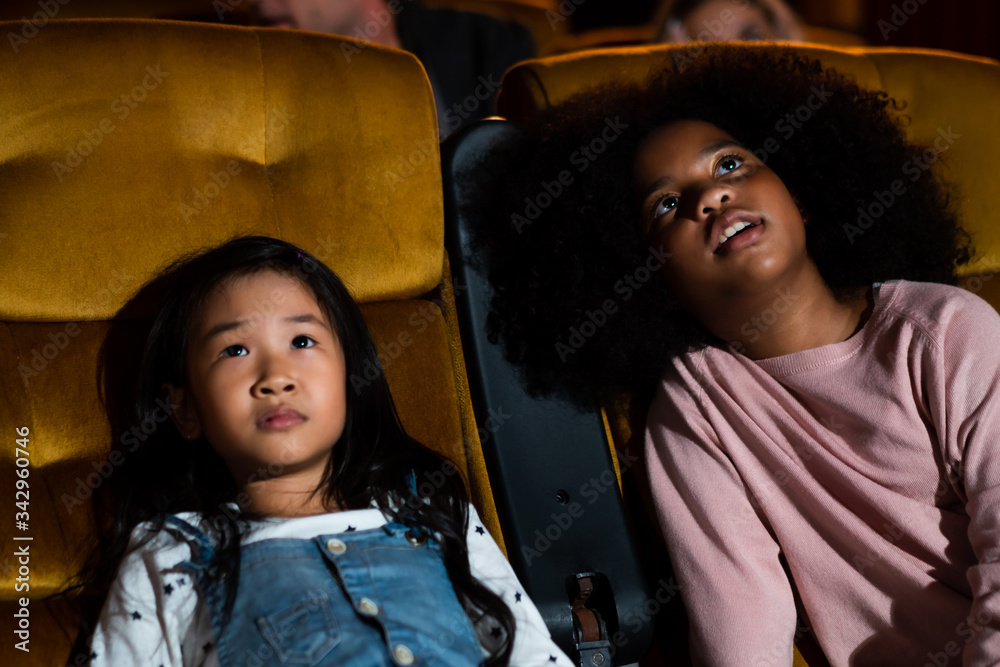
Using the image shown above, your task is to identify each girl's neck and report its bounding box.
[704,269,875,361]
[241,474,340,518]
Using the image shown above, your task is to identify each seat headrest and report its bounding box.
[0,19,444,321]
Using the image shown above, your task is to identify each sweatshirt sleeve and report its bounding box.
[465,504,574,667]
[89,527,209,667]
[644,362,798,666]
[926,292,1000,666]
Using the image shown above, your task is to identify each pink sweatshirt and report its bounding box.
[644,280,1000,667]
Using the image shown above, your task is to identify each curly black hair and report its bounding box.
[466,45,972,410]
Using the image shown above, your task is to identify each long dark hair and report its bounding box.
[76,236,514,664]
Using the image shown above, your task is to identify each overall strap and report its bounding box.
[162,514,217,569]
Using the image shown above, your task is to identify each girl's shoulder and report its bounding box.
[122,513,205,563]
[878,279,1000,342]
[109,514,205,594]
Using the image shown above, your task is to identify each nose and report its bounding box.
[699,192,730,216]
[251,357,296,397]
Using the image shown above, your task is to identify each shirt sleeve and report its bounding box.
[644,362,798,666]
[465,504,574,667]
[89,526,214,667]
[927,292,1000,666]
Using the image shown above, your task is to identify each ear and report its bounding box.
[162,383,202,441]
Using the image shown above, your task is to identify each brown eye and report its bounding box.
[716,155,744,176]
[653,195,679,219]
[291,335,315,349]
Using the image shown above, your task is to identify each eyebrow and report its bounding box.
[638,139,746,205]
[201,313,328,342]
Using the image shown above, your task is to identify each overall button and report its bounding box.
[405,529,428,546]
[393,644,415,666]
[358,597,379,616]
[326,538,347,555]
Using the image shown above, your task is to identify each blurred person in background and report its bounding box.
[657,0,804,42]
[253,0,534,136]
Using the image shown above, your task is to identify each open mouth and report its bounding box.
[715,221,759,253]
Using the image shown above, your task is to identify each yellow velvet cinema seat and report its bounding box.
[492,42,1000,666]
[0,18,501,665]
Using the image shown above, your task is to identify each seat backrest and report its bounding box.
[442,119,655,663]
[0,18,500,664]
[496,43,1000,312]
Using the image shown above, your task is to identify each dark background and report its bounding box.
[2,2,997,69]
[576,0,1000,62]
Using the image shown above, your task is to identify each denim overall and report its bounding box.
[164,516,483,667]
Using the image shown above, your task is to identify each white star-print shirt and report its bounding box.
[89,505,573,666]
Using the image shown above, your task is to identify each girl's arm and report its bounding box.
[927,289,1000,665]
[465,504,574,666]
[88,526,210,667]
[644,374,798,666]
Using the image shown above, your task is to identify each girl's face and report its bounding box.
[253,0,361,32]
[633,120,809,311]
[677,0,773,41]
[167,270,347,486]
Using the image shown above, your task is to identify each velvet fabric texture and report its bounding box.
[0,19,501,663]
